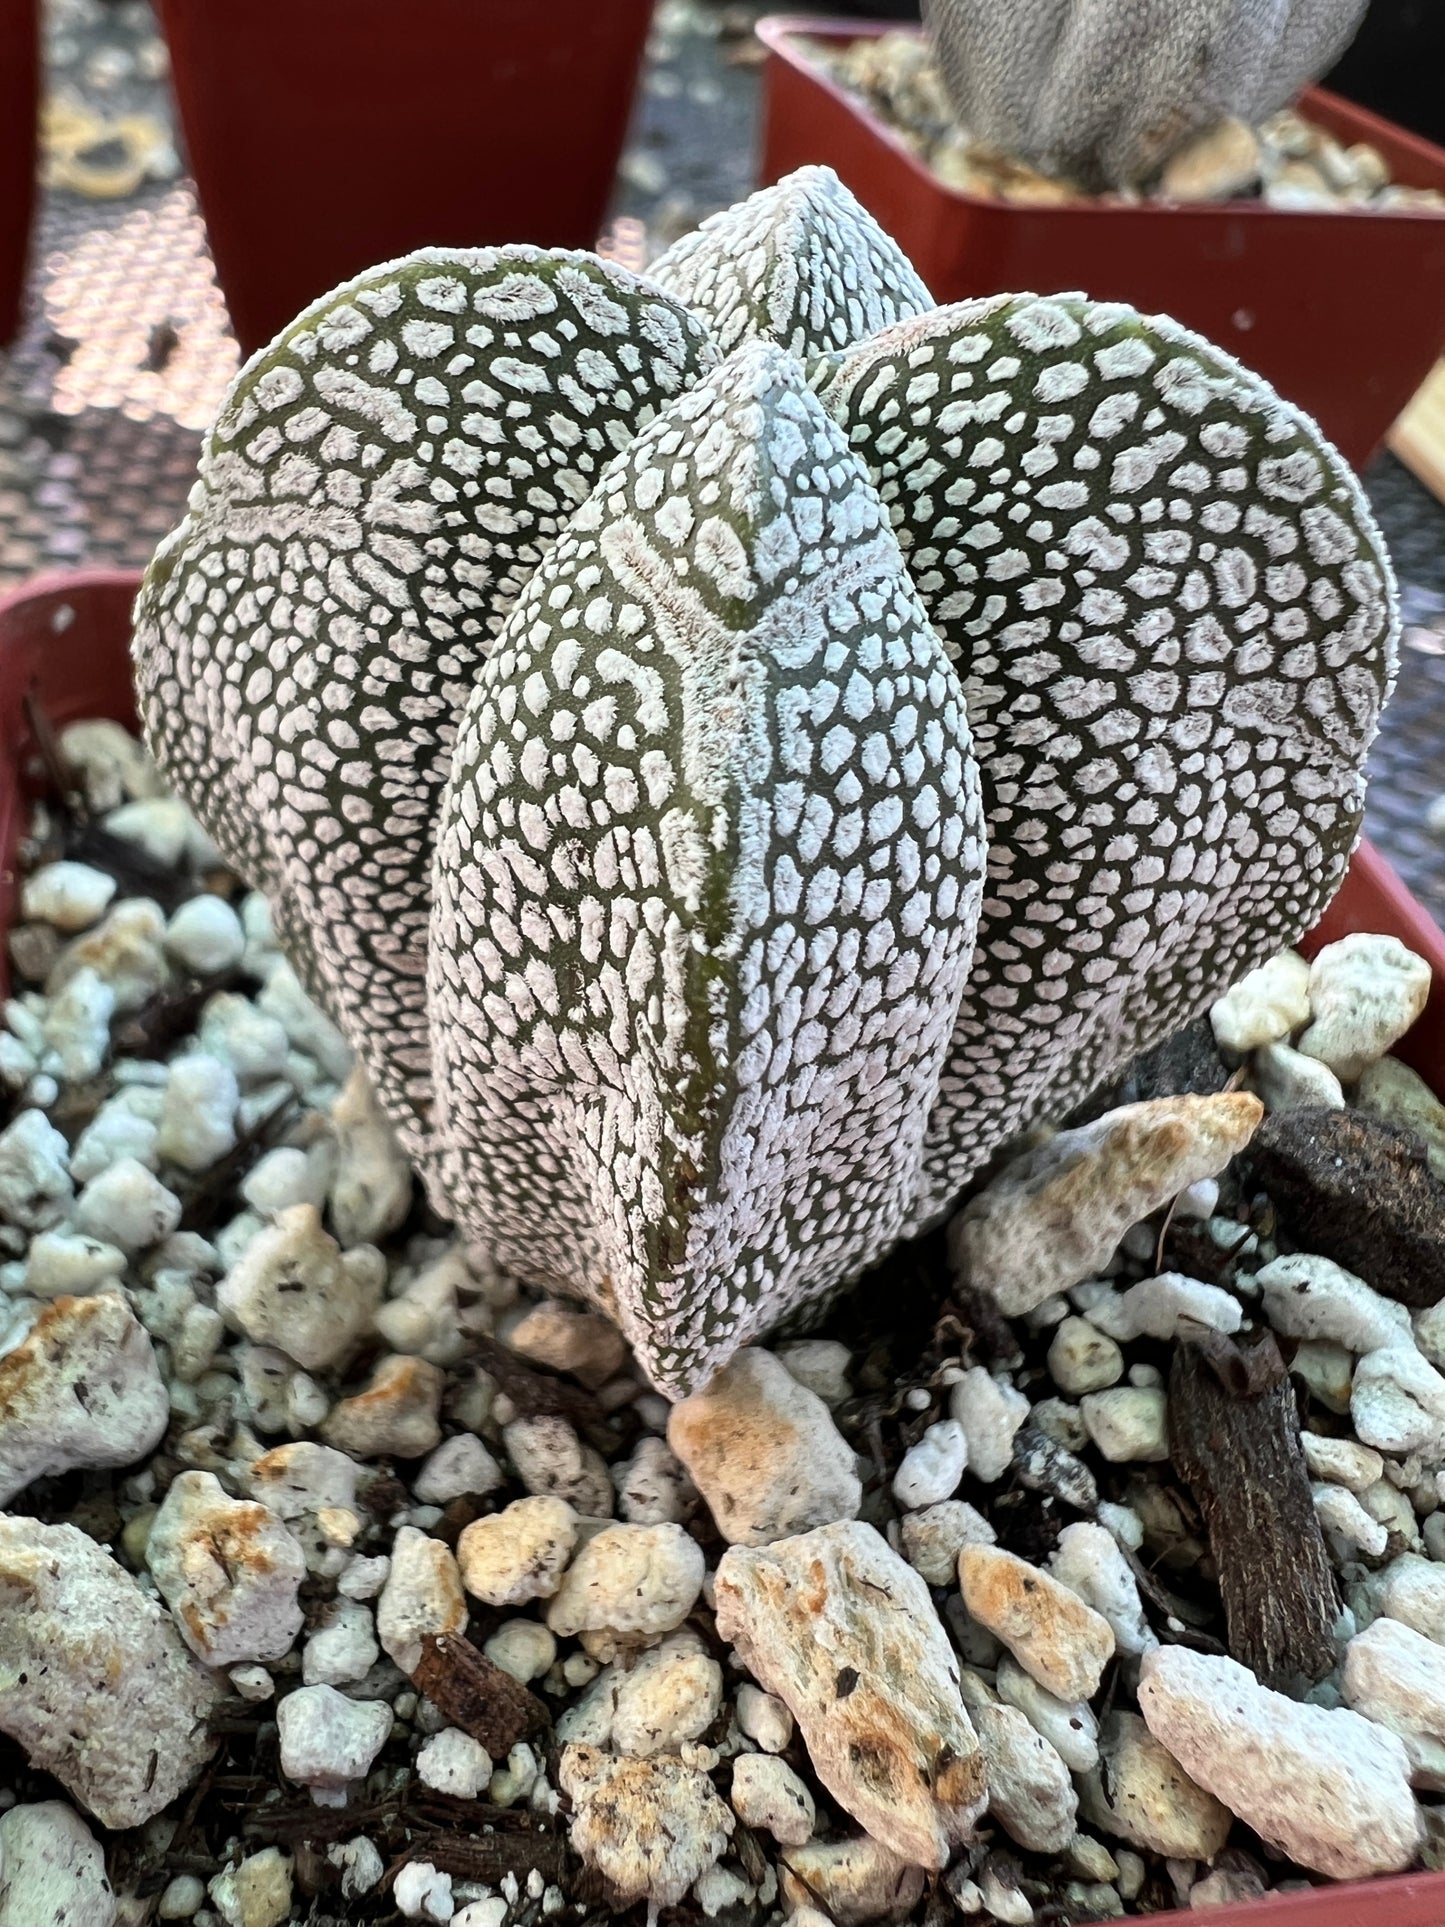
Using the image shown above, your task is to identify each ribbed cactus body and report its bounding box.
[922,0,1370,189]
[133,169,1397,1396]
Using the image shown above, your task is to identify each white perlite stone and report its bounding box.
[156,1054,240,1172]
[147,1469,306,1666]
[1299,934,1432,1082]
[304,1599,380,1687]
[417,1728,492,1799]
[614,1435,694,1525]
[975,1703,1077,1854]
[21,1229,126,1300]
[1379,1553,1445,1644]
[1352,1346,1445,1456]
[21,862,117,933]
[1251,1040,1346,1113]
[0,1293,169,1505]
[484,1619,557,1684]
[775,1339,852,1408]
[377,1528,467,1674]
[736,1683,794,1754]
[0,1802,115,1927]
[1344,1615,1445,1776]
[507,1298,629,1390]
[1137,1645,1421,1880]
[778,1838,925,1927]
[900,1499,996,1586]
[546,1524,704,1658]
[1255,1251,1411,1354]
[242,1145,330,1217]
[893,1420,968,1509]
[730,1751,816,1845]
[1087,1273,1242,1344]
[503,1413,614,1516]
[1209,951,1312,1054]
[1049,1522,1155,1657]
[75,1156,181,1251]
[277,1685,392,1807]
[667,1348,861,1546]
[950,1094,1263,1316]
[1080,1388,1170,1463]
[610,1630,724,1757]
[328,1066,413,1246]
[43,968,116,1083]
[413,1434,505,1505]
[457,1496,578,1607]
[715,1520,987,1868]
[958,1545,1116,1702]
[0,1108,74,1230]
[164,894,246,976]
[0,1516,219,1829]
[948,1368,1029,1481]
[1047,1317,1123,1396]
[1314,1483,1389,1559]
[1301,1431,1385,1492]
[1078,1711,1231,1861]
[393,1863,453,1925]
[560,1746,733,1906]
[995,1654,1099,1773]
[218,1204,386,1372]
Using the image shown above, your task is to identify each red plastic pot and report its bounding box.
[156,0,657,358]
[757,16,1445,472]
[0,0,38,347]
[2,571,1445,1923]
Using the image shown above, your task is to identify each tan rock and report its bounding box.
[950,1095,1263,1315]
[147,1470,306,1666]
[976,1702,1077,1853]
[668,1348,861,1546]
[1078,1711,1232,1861]
[507,1299,629,1389]
[714,1520,986,1868]
[376,1527,466,1673]
[457,1496,578,1607]
[217,1204,385,1373]
[322,1354,443,1459]
[545,1523,704,1659]
[778,1837,926,1926]
[559,1745,732,1906]
[208,1848,292,1927]
[958,1544,1115,1701]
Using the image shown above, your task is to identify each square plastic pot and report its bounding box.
[156,0,657,357]
[1,569,1444,1924]
[0,0,38,347]
[756,16,1445,472]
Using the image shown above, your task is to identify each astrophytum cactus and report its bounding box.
[133,167,1397,1396]
[921,0,1371,190]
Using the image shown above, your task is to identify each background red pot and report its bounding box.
[0,0,38,347]
[756,15,1445,473]
[1,570,1443,1925]
[156,0,657,358]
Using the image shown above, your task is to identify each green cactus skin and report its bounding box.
[133,168,1398,1396]
[921,0,1370,190]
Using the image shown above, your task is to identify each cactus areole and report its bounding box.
[133,169,1398,1397]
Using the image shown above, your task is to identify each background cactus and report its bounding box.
[133,169,1398,1396]
[921,0,1371,190]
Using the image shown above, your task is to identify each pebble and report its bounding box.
[609,1629,723,1757]
[1049,1522,1155,1657]
[164,896,245,976]
[948,1366,1030,1480]
[328,1067,412,1246]
[1378,1552,1445,1644]
[49,899,169,1013]
[60,719,162,813]
[892,1419,968,1508]
[75,1157,182,1251]
[218,1203,385,1372]
[147,1469,306,1666]
[503,1414,614,1516]
[730,1751,815,1845]
[156,1053,239,1172]
[0,1108,73,1230]
[393,1863,453,1924]
[208,1849,292,1927]
[276,1684,393,1806]
[1080,1387,1170,1463]
[104,798,192,866]
[70,1096,161,1182]
[417,1728,492,1799]
[247,1441,362,1572]
[323,1353,444,1459]
[22,862,118,936]
[1358,1056,1445,1181]
[546,1523,704,1659]
[1011,1424,1099,1510]
[377,1527,467,1673]
[775,1338,852,1408]
[559,1746,733,1906]
[951,1094,1263,1315]
[484,1618,557,1685]
[1047,1317,1123,1395]
[21,1227,127,1299]
[1256,1249,1410,1353]
[457,1496,579,1607]
[47,970,119,1088]
[1251,1040,1346,1112]
[1300,1431,1385,1492]
[303,1598,380,1686]
[779,1837,925,1926]
[199,994,290,1087]
[1078,1712,1232,1860]
[1209,951,1311,1054]
[736,1683,794,1754]
[412,1433,504,1505]
[1252,1108,1445,1310]
[1300,934,1431,1081]
[0,1293,169,1505]
[1138,1645,1421,1879]
[613,1435,694,1525]
[716,1521,987,1867]
[1314,1483,1390,1558]
[257,964,353,1084]
[959,1545,1116,1702]
[667,1347,862,1546]
[976,1703,1077,1854]
[241,1145,330,1217]
[0,1515,220,1827]
[506,1297,629,1389]
[1352,1345,1445,1455]
[1088,1273,1242,1344]
[0,1801,115,1927]
[899,1498,996,1585]
[158,1874,208,1919]
[995,1653,1099,1772]
[1344,1614,1445,1772]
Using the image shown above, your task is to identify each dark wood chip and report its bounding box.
[411,1632,550,1755]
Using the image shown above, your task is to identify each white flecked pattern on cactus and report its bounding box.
[131,170,1398,1398]
[429,343,986,1392]
[921,0,1370,190]
[815,294,1396,1224]
[132,248,717,1147]
[649,165,933,359]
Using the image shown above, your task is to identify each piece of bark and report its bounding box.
[1169,1327,1337,1691]
[411,1632,549,1755]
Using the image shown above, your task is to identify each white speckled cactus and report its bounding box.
[922,0,1370,189]
[133,168,1397,1396]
